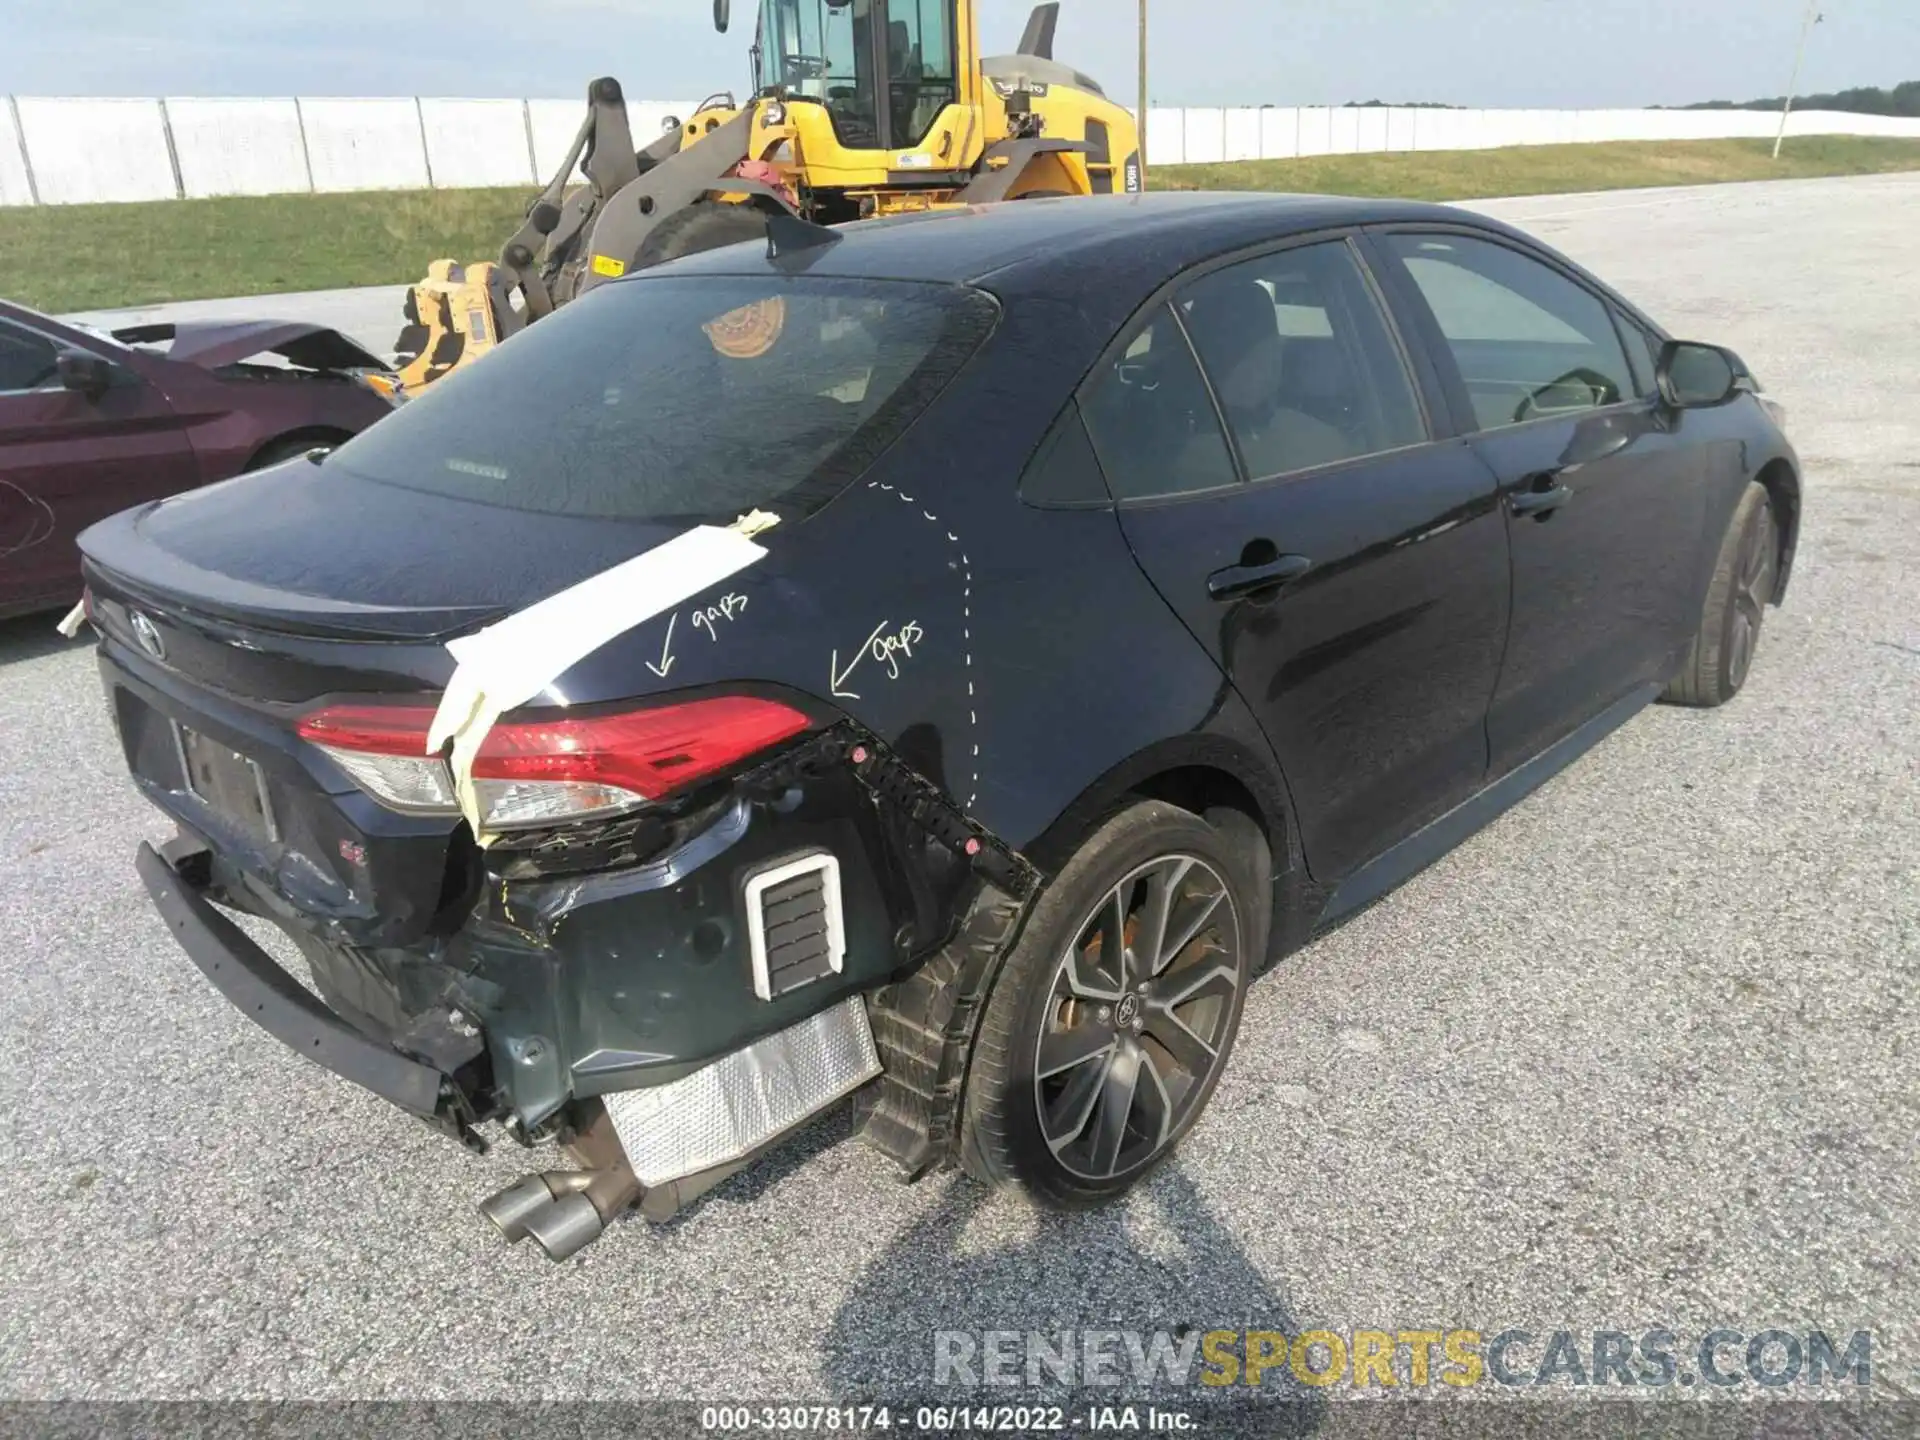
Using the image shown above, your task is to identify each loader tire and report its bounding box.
[633,202,772,269]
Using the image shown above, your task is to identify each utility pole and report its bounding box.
[1137,0,1148,186]
[1773,0,1822,159]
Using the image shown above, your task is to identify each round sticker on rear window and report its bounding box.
[704,296,786,359]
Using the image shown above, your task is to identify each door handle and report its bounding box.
[1509,481,1572,518]
[1207,551,1313,601]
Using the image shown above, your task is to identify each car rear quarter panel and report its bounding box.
[539,295,1281,862]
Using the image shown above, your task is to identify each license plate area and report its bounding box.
[174,723,278,845]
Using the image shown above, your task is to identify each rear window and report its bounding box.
[326,274,998,523]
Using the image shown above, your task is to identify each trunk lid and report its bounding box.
[82,457,689,644]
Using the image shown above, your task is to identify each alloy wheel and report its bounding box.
[1729,499,1779,690]
[1032,854,1241,1181]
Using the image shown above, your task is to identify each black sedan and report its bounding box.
[74,192,1798,1260]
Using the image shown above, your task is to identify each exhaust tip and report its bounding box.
[477,1174,558,1243]
[521,1191,606,1262]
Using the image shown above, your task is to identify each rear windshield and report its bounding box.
[326,274,998,523]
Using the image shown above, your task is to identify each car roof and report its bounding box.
[638,191,1512,296]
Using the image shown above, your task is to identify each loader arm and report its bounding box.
[498,78,659,320]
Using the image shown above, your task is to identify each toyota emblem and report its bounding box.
[129,610,165,660]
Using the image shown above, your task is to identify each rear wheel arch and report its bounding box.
[245,426,356,472]
[1020,738,1295,897]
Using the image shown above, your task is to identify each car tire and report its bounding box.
[633,201,773,268]
[1662,480,1780,707]
[960,799,1265,1207]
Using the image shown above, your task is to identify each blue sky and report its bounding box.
[0,0,1912,107]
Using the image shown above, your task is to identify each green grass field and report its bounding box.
[7,135,1920,315]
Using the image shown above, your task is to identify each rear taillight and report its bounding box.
[296,696,810,829]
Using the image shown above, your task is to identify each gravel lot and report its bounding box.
[5,174,1917,1410]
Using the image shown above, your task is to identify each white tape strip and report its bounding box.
[55,600,87,639]
[426,522,771,843]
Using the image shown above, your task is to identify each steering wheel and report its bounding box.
[1512,366,1620,425]
[782,54,828,81]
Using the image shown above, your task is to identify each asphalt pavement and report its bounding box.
[6,172,1918,1410]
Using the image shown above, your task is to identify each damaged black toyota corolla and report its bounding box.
[75,193,1799,1260]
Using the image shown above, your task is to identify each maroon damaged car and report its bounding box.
[0,298,397,619]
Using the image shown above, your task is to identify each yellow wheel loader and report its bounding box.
[393,0,1140,392]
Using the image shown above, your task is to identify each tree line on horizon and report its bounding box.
[1330,81,1916,116]
[1680,79,1918,117]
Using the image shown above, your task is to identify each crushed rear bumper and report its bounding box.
[136,837,459,1128]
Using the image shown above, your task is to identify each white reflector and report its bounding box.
[602,996,880,1188]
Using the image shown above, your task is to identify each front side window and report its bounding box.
[757,0,880,147]
[325,275,997,524]
[1176,240,1427,481]
[1384,233,1636,432]
[0,323,58,393]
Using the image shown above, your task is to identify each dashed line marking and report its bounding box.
[867,479,978,811]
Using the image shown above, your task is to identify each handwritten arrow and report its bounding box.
[830,619,890,700]
[645,612,677,679]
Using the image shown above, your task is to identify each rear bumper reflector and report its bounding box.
[602,996,880,1188]
[135,839,446,1117]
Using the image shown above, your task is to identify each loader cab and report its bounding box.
[751,0,960,152]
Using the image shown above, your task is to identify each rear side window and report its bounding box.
[1079,304,1238,502]
[1384,233,1635,431]
[1176,240,1427,481]
[0,324,57,392]
[326,275,998,523]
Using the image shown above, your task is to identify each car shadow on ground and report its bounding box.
[817,1161,1328,1435]
[0,611,85,667]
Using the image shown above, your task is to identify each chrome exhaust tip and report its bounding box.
[520,1191,606,1262]
[477,1175,558,1243]
[478,1170,594,1243]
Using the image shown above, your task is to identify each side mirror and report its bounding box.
[55,349,116,400]
[1656,340,1740,409]
[713,0,729,31]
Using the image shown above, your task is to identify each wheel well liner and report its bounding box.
[1754,455,1800,602]
[245,425,356,471]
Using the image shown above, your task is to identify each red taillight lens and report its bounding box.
[296,696,810,827]
[468,697,810,802]
[296,704,441,755]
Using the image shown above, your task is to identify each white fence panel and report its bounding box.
[1222,107,1262,163]
[166,98,309,198]
[0,103,32,205]
[16,98,176,203]
[1352,108,1389,154]
[1257,107,1298,161]
[420,99,534,188]
[1296,107,1334,158]
[1387,107,1420,152]
[298,98,428,191]
[527,99,586,181]
[1327,107,1362,154]
[1182,108,1226,164]
[1145,106,1185,165]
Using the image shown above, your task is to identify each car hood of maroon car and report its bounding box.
[111,320,390,373]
